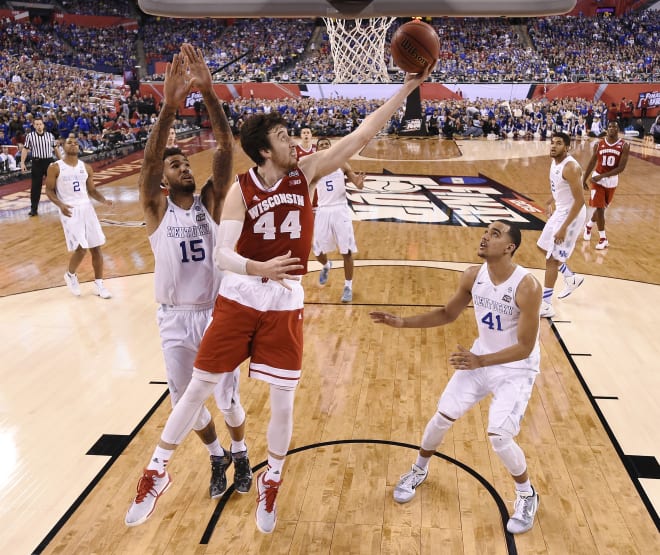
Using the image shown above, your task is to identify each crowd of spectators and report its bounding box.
[528,10,659,82]
[0,9,657,82]
[140,11,658,83]
[213,94,615,143]
[52,24,138,74]
[141,17,315,83]
[0,18,138,74]
[60,0,134,18]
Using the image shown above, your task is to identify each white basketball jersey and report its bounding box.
[316,168,348,207]
[149,195,220,305]
[471,263,540,371]
[549,155,578,212]
[55,159,90,206]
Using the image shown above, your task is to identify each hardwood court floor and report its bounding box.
[0,133,658,554]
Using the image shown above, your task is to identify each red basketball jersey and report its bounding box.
[237,167,314,275]
[595,138,625,174]
[295,144,316,159]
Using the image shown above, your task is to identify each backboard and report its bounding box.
[137,0,577,18]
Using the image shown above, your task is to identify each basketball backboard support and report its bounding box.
[137,0,577,18]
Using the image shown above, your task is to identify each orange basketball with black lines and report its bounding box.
[390,20,440,73]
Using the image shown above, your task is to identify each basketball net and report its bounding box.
[323,17,396,83]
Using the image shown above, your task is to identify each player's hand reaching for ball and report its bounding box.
[404,61,436,84]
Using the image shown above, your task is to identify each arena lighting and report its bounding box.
[137,0,577,18]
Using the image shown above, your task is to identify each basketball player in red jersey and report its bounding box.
[125,57,435,533]
[294,126,316,159]
[582,120,630,250]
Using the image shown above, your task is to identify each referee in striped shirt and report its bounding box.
[21,117,59,217]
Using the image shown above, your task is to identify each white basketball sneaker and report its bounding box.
[557,274,584,299]
[540,301,555,318]
[64,272,81,296]
[393,463,428,503]
[95,280,112,299]
[255,470,282,534]
[596,238,609,250]
[125,468,172,526]
[507,488,540,534]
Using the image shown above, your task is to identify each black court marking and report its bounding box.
[627,456,660,480]
[86,434,131,457]
[32,387,170,555]
[149,380,168,385]
[549,322,660,532]
[200,439,518,554]
[593,396,619,400]
[570,353,592,357]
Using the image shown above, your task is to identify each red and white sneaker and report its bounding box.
[125,468,171,526]
[583,226,592,241]
[595,238,609,250]
[255,470,282,534]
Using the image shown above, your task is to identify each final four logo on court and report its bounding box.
[346,172,546,230]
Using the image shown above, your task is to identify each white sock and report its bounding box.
[265,457,284,482]
[543,287,553,304]
[345,279,352,288]
[205,439,224,457]
[415,455,431,471]
[324,261,332,269]
[515,479,532,493]
[231,440,247,454]
[147,446,174,473]
[94,278,104,287]
[599,231,606,239]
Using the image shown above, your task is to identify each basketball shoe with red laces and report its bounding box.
[125,468,171,526]
[255,470,282,533]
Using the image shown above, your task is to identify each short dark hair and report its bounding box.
[240,113,287,166]
[163,146,183,160]
[494,219,521,255]
[552,132,571,146]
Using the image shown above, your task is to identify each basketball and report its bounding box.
[390,20,440,73]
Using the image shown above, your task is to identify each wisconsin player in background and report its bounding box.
[44,133,112,299]
[582,120,630,250]
[294,126,316,159]
[370,220,542,535]
[125,45,251,528]
[124,60,434,535]
[312,137,365,303]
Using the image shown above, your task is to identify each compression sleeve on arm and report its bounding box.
[215,220,248,275]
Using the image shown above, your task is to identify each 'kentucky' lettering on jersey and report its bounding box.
[247,193,305,220]
[472,294,514,315]
[167,223,210,238]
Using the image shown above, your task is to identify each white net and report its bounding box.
[323,17,396,83]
